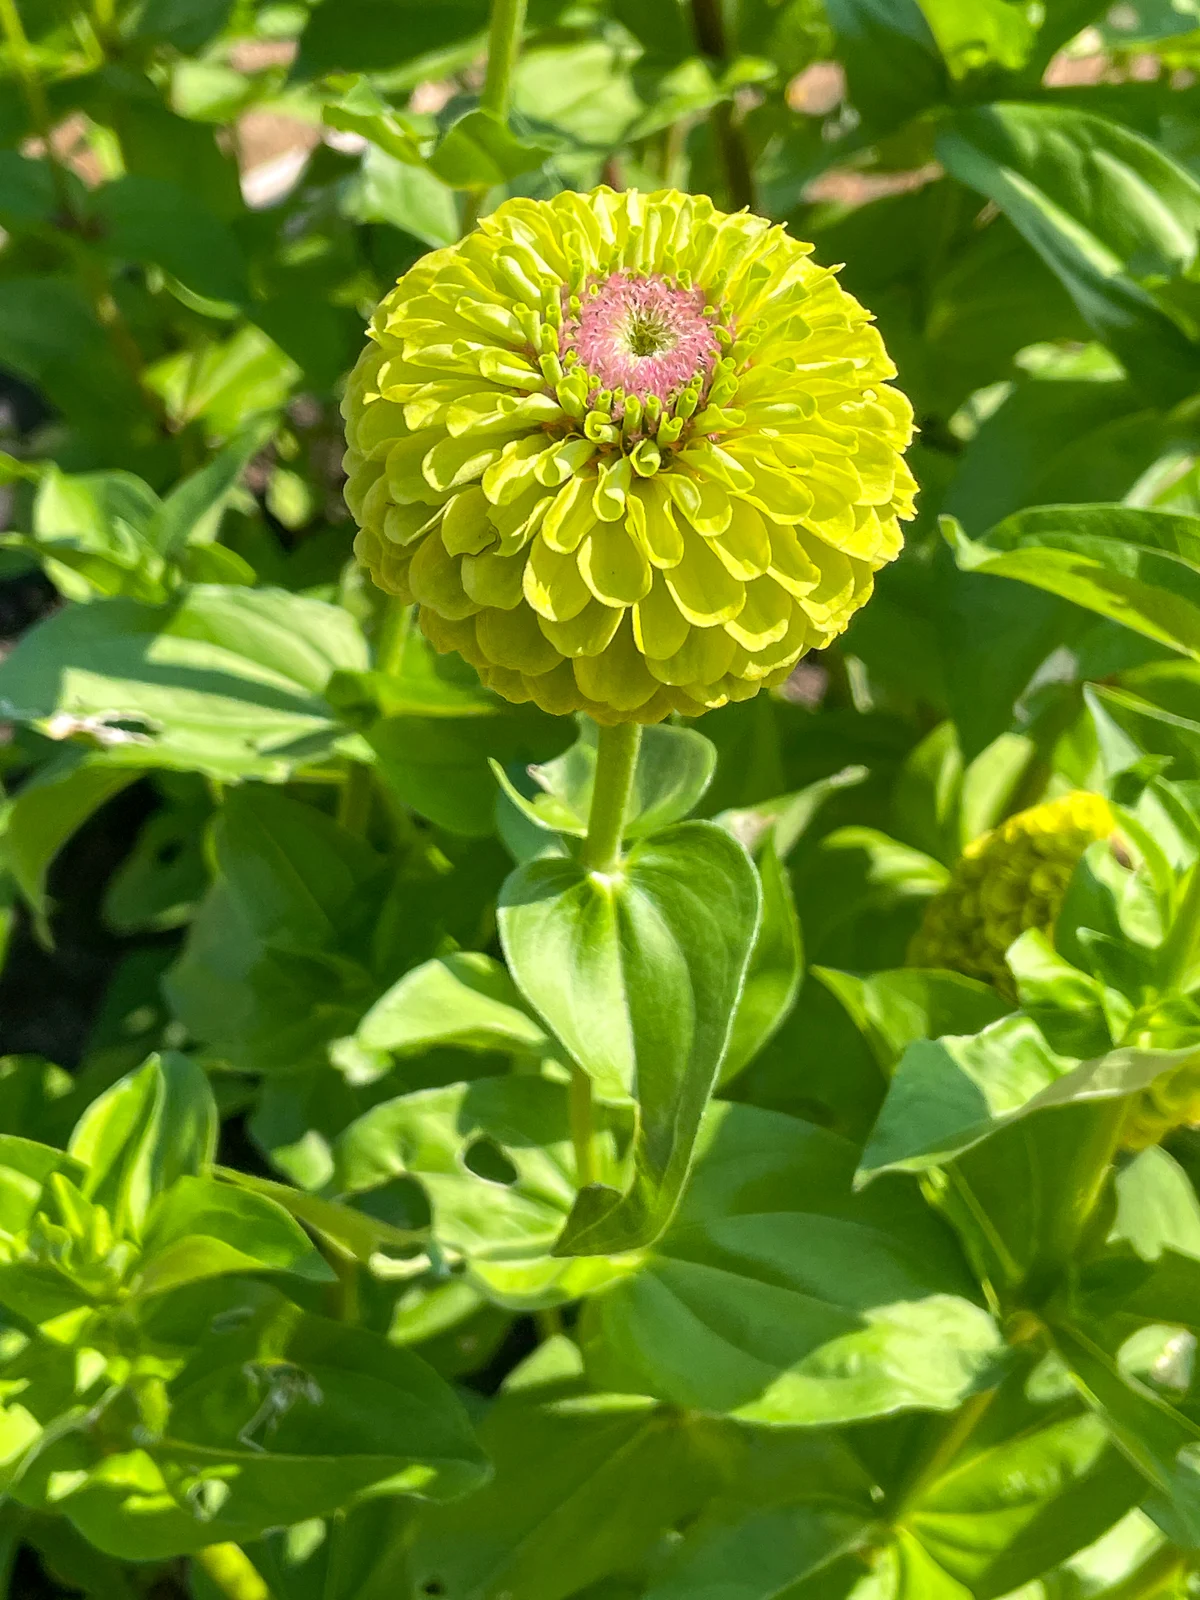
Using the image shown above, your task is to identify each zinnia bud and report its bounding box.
[909,792,1116,996]
[1123,1056,1200,1151]
[343,187,916,721]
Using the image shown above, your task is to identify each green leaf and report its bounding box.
[67,1053,216,1236]
[165,787,383,1075]
[215,1166,427,1262]
[858,1014,1200,1182]
[0,465,169,603]
[642,1503,870,1600]
[1112,1145,1200,1265]
[370,711,567,836]
[942,374,1156,538]
[328,625,496,721]
[0,587,368,782]
[321,78,430,167]
[356,953,549,1060]
[103,777,210,934]
[817,967,1011,1076]
[0,278,145,443]
[944,505,1200,662]
[1080,1149,1200,1333]
[342,148,459,249]
[1088,681,1200,781]
[721,838,804,1083]
[147,325,299,435]
[128,0,234,51]
[499,822,760,1253]
[2,750,141,938]
[583,1101,1001,1425]
[0,151,60,227]
[825,0,947,135]
[333,1078,622,1286]
[294,0,489,79]
[1006,928,1120,1058]
[248,1500,416,1600]
[147,418,275,559]
[42,1279,488,1558]
[907,1402,1144,1595]
[716,764,869,862]
[0,1136,86,1236]
[428,109,553,190]
[138,1175,335,1294]
[493,721,717,839]
[90,176,249,307]
[1057,1324,1200,1548]
[936,104,1200,399]
[410,1341,727,1600]
[861,1534,978,1597]
[916,0,1038,77]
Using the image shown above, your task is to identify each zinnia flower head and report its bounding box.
[909,791,1117,996]
[343,187,916,721]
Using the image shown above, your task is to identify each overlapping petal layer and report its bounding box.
[909,792,1116,995]
[343,187,916,721]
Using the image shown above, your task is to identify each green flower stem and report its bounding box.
[583,720,642,874]
[330,1248,361,1325]
[195,1544,272,1600]
[460,189,485,237]
[536,1303,564,1340]
[481,0,528,117]
[688,0,756,212]
[336,758,374,837]
[1094,1544,1189,1600]
[569,1063,597,1188]
[376,595,414,678]
[460,0,528,235]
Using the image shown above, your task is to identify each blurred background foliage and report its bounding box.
[3,0,1200,1594]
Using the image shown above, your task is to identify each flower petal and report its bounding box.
[666,529,745,626]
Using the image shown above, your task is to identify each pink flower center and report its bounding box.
[564,273,719,406]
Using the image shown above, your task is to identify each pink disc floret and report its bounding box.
[564,272,720,406]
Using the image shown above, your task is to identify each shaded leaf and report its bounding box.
[499,822,760,1254]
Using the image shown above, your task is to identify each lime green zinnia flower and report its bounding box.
[909,791,1116,996]
[343,187,916,722]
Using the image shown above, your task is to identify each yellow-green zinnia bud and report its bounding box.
[909,792,1117,996]
[343,187,916,722]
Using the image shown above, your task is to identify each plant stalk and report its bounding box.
[336,758,374,837]
[688,0,756,212]
[582,721,642,874]
[460,0,528,234]
[376,595,414,677]
[195,1544,272,1600]
[569,1064,597,1188]
[480,0,527,118]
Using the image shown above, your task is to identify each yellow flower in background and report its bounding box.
[343,187,916,722]
[909,792,1116,996]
